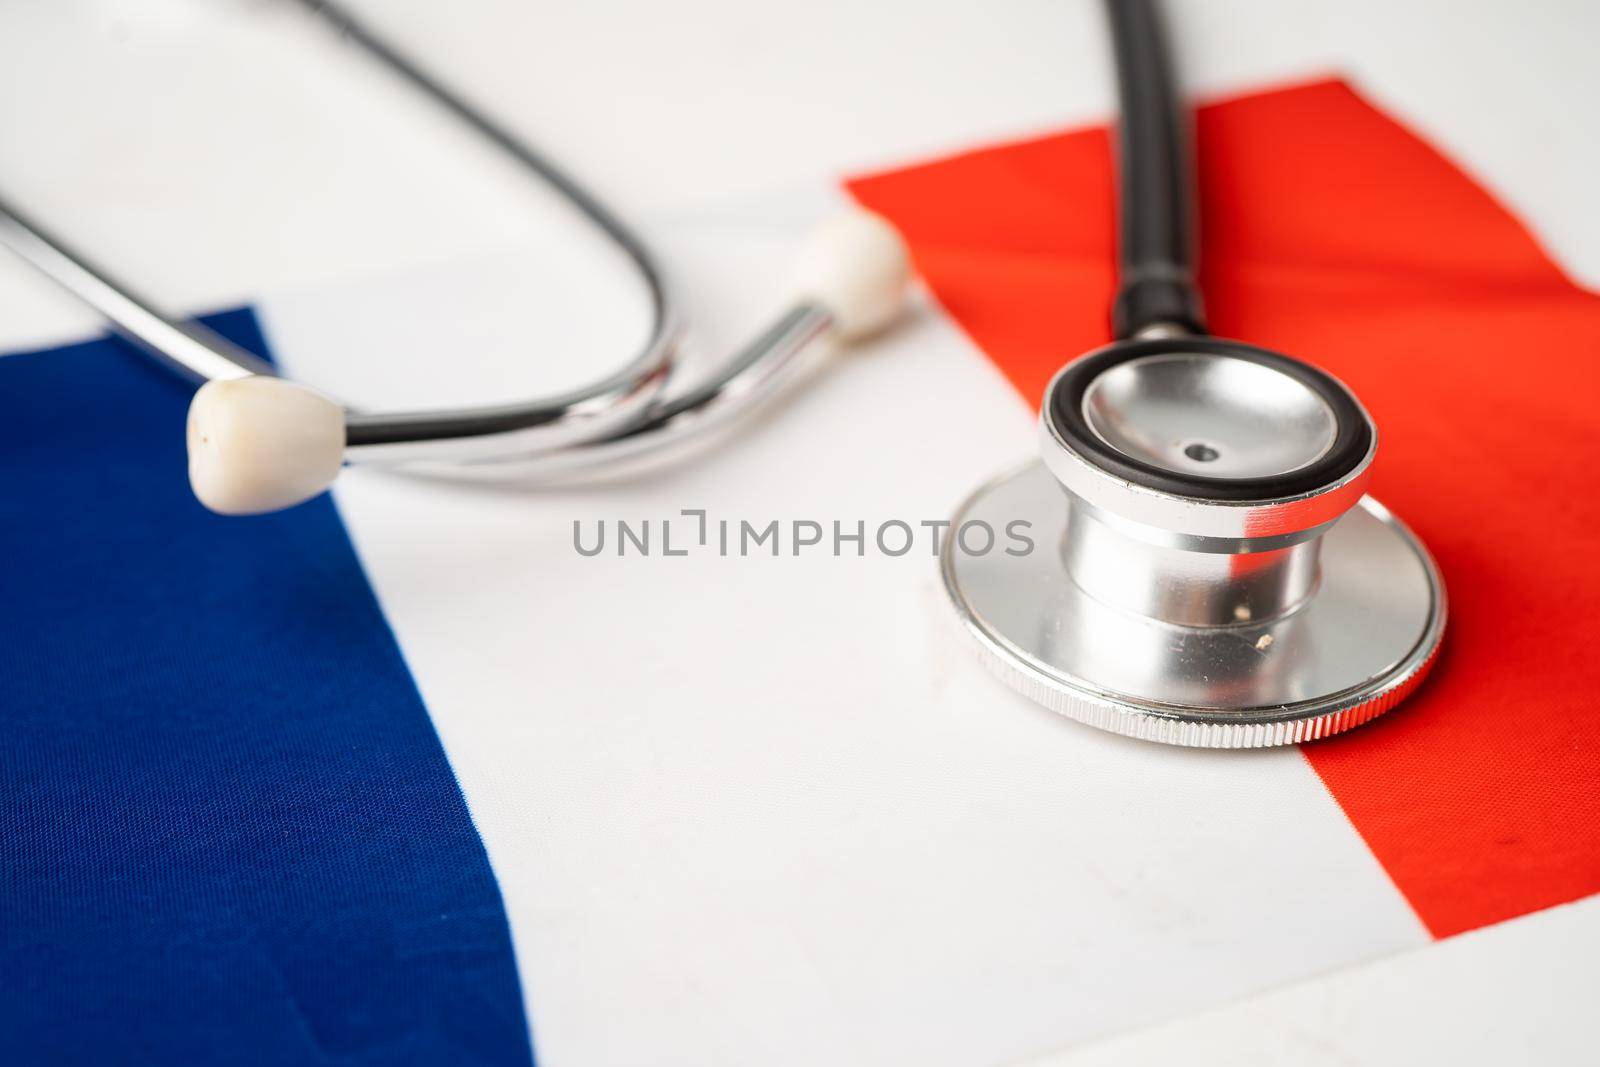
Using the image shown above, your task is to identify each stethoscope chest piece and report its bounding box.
[943,338,1445,748]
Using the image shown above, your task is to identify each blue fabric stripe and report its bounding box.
[0,310,533,1066]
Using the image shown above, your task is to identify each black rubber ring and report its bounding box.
[1046,338,1372,502]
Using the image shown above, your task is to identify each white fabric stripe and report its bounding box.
[1024,894,1600,1067]
[260,199,1427,1066]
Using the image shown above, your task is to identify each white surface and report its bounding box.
[3,1,1599,1062]
[1025,893,1600,1067]
[1,0,1597,355]
[258,217,1426,1066]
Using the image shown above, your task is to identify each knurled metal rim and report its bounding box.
[954,611,1443,747]
[940,473,1447,750]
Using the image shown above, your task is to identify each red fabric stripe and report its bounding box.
[847,79,1600,939]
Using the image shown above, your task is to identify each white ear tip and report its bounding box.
[791,209,912,341]
[187,377,346,516]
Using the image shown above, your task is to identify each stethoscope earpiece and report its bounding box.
[187,377,345,516]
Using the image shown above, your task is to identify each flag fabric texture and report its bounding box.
[847,78,1600,941]
[2,79,1597,1066]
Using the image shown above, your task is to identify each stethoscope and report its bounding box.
[0,0,1443,749]
[941,0,1445,747]
[0,0,912,515]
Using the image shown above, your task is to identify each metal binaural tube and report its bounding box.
[0,196,275,382]
[295,0,684,459]
[2,0,911,517]
[0,0,683,466]
[342,303,836,475]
